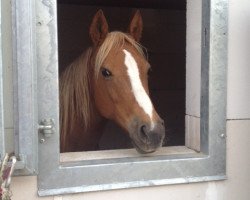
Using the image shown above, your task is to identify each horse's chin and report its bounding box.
[132,141,161,154]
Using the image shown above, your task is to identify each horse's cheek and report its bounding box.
[94,81,115,118]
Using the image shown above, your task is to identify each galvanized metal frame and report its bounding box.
[11,0,38,174]
[0,1,5,159]
[35,0,227,196]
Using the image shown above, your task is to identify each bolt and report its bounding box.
[40,138,45,143]
[220,133,226,138]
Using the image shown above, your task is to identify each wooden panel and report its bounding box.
[185,115,200,151]
[185,0,201,117]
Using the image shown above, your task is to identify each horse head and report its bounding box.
[89,10,165,153]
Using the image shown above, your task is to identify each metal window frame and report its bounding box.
[0,1,37,173]
[11,0,38,175]
[9,0,228,196]
[0,0,4,159]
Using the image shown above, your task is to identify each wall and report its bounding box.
[227,0,250,119]
[185,0,202,151]
[2,0,250,199]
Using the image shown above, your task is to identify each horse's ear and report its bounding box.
[89,10,109,46]
[128,10,143,42]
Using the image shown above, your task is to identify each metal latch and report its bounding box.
[38,118,54,138]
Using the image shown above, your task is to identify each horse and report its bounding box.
[60,10,165,153]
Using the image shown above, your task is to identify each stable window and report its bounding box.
[0,0,228,196]
[58,2,186,152]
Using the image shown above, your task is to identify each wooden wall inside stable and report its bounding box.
[57,5,186,149]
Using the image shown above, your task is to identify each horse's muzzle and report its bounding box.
[131,120,165,154]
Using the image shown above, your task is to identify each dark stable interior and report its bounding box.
[57,0,186,150]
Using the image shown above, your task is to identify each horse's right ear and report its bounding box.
[89,10,109,46]
[128,10,143,42]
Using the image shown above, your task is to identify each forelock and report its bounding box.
[94,31,146,78]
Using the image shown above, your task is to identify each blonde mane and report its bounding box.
[60,31,146,149]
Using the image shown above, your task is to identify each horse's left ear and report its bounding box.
[89,10,109,46]
[128,10,143,42]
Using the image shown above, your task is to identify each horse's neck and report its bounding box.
[60,49,107,152]
[65,116,106,152]
[62,98,107,152]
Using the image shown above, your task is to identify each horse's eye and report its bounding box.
[101,68,112,78]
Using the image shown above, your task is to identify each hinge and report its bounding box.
[38,118,55,138]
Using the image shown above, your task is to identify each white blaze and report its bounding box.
[123,49,154,121]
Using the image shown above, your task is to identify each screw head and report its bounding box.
[40,138,45,143]
[220,133,226,138]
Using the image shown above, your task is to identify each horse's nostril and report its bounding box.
[140,125,149,140]
[138,122,165,146]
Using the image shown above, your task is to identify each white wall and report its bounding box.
[227,0,250,119]
[2,0,250,199]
